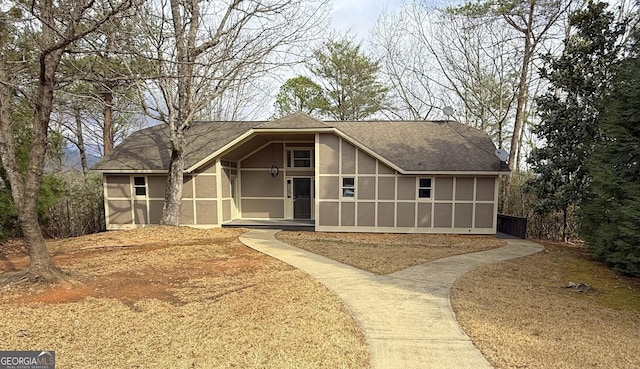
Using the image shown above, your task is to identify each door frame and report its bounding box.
[230,175,239,219]
[285,176,314,220]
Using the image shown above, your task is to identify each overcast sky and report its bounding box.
[329,0,404,41]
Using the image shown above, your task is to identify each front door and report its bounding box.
[293,178,311,219]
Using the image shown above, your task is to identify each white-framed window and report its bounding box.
[418,177,432,199]
[286,149,313,168]
[342,177,355,198]
[133,176,147,197]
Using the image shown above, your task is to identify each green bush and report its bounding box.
[0,171,105,241]
[43,172,105,238]
[0,174,67,241]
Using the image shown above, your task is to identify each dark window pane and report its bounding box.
[287,150,292,167]
[343,177,354,187]
[134,176,145,186]
[293,150,311,158]
[343,188,355,197]
[419,178,431,188]
[294,159,311,167]
[418,189,431,198]
[135,187,146,196]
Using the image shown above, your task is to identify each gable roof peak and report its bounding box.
[256,112,330,129]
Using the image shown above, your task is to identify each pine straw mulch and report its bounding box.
[0,227,369,369]
[451,241,640,369]
[276,231,506,275]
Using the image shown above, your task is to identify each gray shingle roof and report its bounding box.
[330,121,506,172]
[92,121,260,171]
[92,113,507,173]
[256,112,331,129]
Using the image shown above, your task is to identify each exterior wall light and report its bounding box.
[269,164,280,178]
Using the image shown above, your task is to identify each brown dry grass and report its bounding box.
[451,241,640,369]
[0,227,369,369]
[277,231,640,368]
[276,231,506,274]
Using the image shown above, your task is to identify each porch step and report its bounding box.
[222,219,315,232]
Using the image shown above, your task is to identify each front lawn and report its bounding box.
[277,231,640,369]
[0,227,369,369]
[451,241,640,369]
[276,231,506,274]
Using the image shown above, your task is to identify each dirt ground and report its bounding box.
[276,231,506,274]
[0,227,369,369]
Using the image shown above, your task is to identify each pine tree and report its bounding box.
[273,76,329,118]
[580,29,640,276]
[309,39,389,120]
[527,1,625,241]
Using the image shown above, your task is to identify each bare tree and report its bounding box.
[136,0,329,225]
[0,0,137,284]
[371,5,444,120]
[449,0,574,171]
[372,3,519,149]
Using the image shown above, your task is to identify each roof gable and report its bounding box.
[255,112,330,130]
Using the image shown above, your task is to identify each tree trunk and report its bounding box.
[502,5,535,210]
[74,107,89,176]
[160,135,185,226]
[508,43,532,172]
[563,207,568,242]
[19,204,63,281]
[0,0,68,284]
[102,89,114,155]
[21,47,66,282]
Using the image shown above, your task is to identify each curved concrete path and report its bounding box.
[239,230,544,369]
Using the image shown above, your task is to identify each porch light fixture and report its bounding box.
[269,138,280,178]
[269,164,280,178]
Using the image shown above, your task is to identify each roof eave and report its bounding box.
[401,170,505,176]
[92,169,169,174]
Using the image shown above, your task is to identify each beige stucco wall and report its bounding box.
[242,199,284,218]
[242,143,283,168]
[318,134,339,175]
[106,176,130,198]
[241,171,283,197]
[197,200,218,224]
[104,172,220,230]
[106,199,132,225]
[315,133,499,234]
[195,175,216,198]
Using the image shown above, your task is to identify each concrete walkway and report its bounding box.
[239,230,544,369]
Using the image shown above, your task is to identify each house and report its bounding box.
[92,112,508,234]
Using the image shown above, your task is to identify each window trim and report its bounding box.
[417,177,432,200]
[286,148,313,169]
[341,176,356,199]
[133,176,147,197]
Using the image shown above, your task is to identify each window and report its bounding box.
[287,149,312,168]
[342,177,355,198]
[418,178,432,198]
[133,176,146,196]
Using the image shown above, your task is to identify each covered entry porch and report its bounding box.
[214,131,318,225]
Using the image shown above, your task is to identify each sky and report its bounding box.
[329,0,404,41]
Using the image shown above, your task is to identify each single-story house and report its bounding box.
[92,112,508,234]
